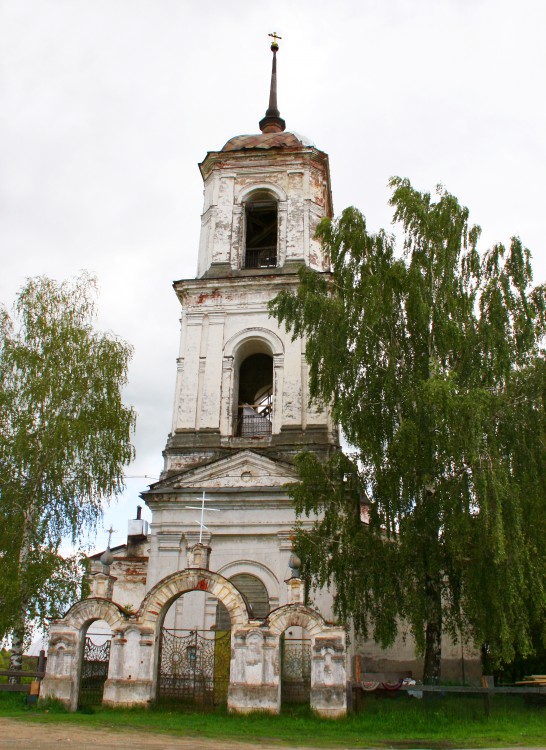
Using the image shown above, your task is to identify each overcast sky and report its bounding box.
[1,0,544,554]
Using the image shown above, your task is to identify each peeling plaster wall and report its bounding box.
[196,148,331,278]
[169,277,336,452]
[143,485,336,625]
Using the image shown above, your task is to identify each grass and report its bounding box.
[0,691,544,748]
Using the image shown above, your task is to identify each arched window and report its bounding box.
[215,574,270,630]
[244,190,278,268]
[237,353,273,436]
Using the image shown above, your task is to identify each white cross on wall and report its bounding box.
[185,491,220,543]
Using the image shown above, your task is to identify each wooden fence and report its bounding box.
[350,673,546,715]
[0,651,47,695]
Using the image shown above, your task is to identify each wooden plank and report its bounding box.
[360,671,412,682]
[351,682,546,695]
[0,684,31,693]
[396,684,546,695]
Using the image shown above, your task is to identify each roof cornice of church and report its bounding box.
[198,137,329,182]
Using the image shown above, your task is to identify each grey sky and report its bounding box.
[1,0,544,553]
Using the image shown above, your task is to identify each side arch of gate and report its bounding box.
[138,568,251,698]
[41,598,127,711]
[266,604,326,638]
[267,605,323,706]
[63,597,127,631]
[265,604,347,717]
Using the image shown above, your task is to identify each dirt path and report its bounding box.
[0,717,314,750]
[1,718,545,750]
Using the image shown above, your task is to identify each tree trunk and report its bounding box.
[422,573,443,684]
[8,626,24,682]
[8,507,33,683]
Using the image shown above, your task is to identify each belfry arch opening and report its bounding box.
[237,353,273,436]
[244,190,278,268]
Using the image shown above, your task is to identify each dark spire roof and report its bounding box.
[259,35,286,134]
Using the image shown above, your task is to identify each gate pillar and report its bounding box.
[40,626,80,710]
[310,631,347,718]
[102,625,154,707]
[227,627,279,714]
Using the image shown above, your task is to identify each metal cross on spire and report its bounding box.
[106,525,116,548]
[268,31,282,49]
[185,491,220,543]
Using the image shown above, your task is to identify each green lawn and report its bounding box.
[0,692,544,748]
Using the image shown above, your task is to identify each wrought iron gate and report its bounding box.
[78,636,111,707]
[157,629,230,706]
[281,638,311,704]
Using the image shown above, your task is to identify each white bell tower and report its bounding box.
[164,45,337,476]
[142,38,338,623]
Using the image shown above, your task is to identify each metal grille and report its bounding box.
[238,414,272,436]
[281,638,311,704]
[244,247,277,268]
[157,629,230,707]
[79,636,111,707]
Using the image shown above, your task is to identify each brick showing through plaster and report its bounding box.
[139,569,249,629]
[63,598,126,631]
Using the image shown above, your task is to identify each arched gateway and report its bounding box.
[141,568,249,706]
[42,564,252,711]
[42,559,347,716]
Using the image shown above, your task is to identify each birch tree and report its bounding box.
[270,179,545,683]
[0,274,135,672]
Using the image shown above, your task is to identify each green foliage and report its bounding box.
[270,179,545,680]
[0,273,136,646]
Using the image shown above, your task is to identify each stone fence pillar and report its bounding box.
[228,626,279,714]
[310,631,347,718]
[40,626,80,710]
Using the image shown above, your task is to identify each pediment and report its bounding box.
[154,450,298,491]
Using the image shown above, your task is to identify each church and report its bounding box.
[41,38,477,715]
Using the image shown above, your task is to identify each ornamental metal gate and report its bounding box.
[281,638,311,704]
[78,636,111,708]
[157,628,230,707]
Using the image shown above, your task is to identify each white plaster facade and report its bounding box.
[42,116,348,716]
[136,129,341,641]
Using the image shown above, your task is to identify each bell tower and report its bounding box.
[162,39,337,479]
[142,40,338,623]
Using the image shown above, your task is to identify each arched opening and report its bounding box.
[280,625,311,706]
[78,619,112,709]
[244,190,278,268]
[157,591,230,707]
[215,573,270,630]
[237,353,273,436]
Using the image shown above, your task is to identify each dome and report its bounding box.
[222,131,315,152]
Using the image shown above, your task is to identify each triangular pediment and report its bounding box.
[150,450,298,492]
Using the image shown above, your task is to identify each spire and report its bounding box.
[259,33,286,134]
